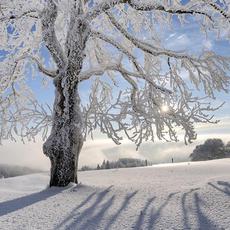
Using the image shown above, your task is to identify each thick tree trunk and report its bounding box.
[43,73,84,187]
[42,1,90,187]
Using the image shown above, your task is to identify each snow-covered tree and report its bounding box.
[0,0,229,186]
[190,138,226,161]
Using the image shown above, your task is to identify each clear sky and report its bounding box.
[0,4,229,170]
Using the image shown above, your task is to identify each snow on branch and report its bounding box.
[104,11,229,93]
[85,0,214,22]
[84,0,230,25]
[40,0,67,70]
[15,54,57,78]
[91,30,143,73]
[83,77,226,148]
[84,0,122,21]
[0,81,52,144]
[78,57,172,96]
[5,99,52,143]
[125,0,214,22]
[0,0,229,147]
[28,55,57,78]
[205,0,230,22]
[0,9,38,22]
[80,9,229,147]
[106,11,206,60]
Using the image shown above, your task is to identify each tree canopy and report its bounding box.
[190,138,229,161]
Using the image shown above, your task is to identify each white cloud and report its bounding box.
[203,40,213,50]
[166,34,191,50]
[165,33,177,41]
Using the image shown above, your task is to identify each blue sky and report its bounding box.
[0,3,230,169]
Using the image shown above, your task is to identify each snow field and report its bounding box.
[0,159,229,229]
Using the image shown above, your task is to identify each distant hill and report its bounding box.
[0,164,42,178]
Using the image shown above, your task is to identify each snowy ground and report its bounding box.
[0,159,230,230]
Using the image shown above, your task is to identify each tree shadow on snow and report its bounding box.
[147,192,178,230]
[181,188,200,229]
[62,190,176,230]
[182,188,219,230]
[194,192,217,229]
[104,190,138,230]
[0,186,65,217]
[208,181,230,196]
[58,186,139,230]
[57,190,98,228]
[58,186,115,229]
[133,189,217,230]
[60,190,206,230]
[133,197,155,230]
[55,182,227,230]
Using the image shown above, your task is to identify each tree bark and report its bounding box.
[43,73,84,187]
[42,1,89,187]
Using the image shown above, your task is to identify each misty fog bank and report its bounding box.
[0,164,43,179]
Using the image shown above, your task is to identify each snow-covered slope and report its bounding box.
[0,159,230,230]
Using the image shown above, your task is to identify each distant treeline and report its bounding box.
[81,158,149,171]
[190,139,230,161]
[0,164,41,179]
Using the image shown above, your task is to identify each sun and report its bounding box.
[160,105,169,113]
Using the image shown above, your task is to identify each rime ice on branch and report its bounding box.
[0,0,229,186]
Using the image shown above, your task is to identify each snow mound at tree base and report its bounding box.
[0,159,230,230]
